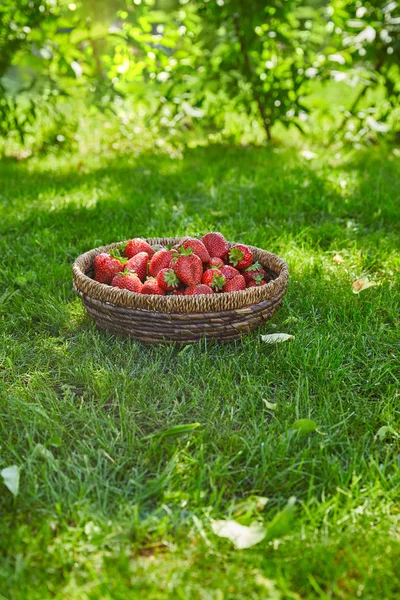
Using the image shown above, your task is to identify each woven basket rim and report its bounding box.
[72,237,289,314]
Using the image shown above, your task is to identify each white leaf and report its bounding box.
[261,333,294,344]
[301,150,317,160]
[352,278,377,294]
[1,465,20,497]
[211,519,266,549]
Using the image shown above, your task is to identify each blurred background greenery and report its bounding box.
[1,0,399,157]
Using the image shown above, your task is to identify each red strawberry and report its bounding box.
[172,251,203,286]
[125,238,155,259]
[201,268,226,291]
[243,261,266,284]
[141,278,166,295]
[228,244,253,270]
[247,278,267,288]
[111,271,143,293]
[169,284,186,296]
[223,274,246,293]
[125,252,149,282]
[184,284,214,295]
[201,232,229,259]
[93,253,125,284]
[220,265,240,281]
[149,249,178,277]
[157,268,180,292]
[180,238,210,263]
[208,257,224,269]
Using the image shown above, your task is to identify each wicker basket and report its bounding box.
[72,238,289,343]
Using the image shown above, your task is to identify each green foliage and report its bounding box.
[327,0,400,141]
[0,0,399,149]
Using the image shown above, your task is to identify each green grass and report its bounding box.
[1,144,399,600]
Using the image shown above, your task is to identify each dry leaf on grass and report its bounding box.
[1,465,20,497]
[211,520,266,549]
[263,399,278,410]
[261,333,294,344]
[352,278,377,294]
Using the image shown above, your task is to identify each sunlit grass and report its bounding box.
[0,144,399,599]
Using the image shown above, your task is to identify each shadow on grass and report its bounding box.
[1,145,399,248]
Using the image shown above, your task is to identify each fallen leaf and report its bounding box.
[333,254,344,264]
[34,444,55,460]
[266,497,297,541]
[1,465,20,497]
[262,399,277,410]
[301,150,317,160]
[352,278,377,294]
[375,426,399,441]
[211,519,266,549]
[144,423,201,440]
[47,435,62,447]
[291,419,317,433]
[261,333,294,344]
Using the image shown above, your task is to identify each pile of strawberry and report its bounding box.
[93,232,269,296]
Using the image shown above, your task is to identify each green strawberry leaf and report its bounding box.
[245,262,262,272]
[229,246,244,266]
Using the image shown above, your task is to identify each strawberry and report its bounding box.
[201,232,229,259]
[208,257,224,269]
[149,249,178,277]
[201,268,226,291]
[184,284,214,295]
[220,265,240,281]
[125,251,149,282]
[247,278,267,288]
[93,253,126,284]
[141,278,166,295]
[157,268,180,292]
[243,261,266,284]
[111,270,143,293]
[223,274,246,293]
[169,284,186,296]
[125,238,155,259]
[179,238,210,263]
[228,244,253,270]
[172,250,203,286]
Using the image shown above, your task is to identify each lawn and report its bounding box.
[0,144,399,600]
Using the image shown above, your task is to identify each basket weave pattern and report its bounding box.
[72,238,289,343]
